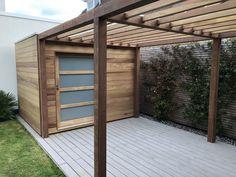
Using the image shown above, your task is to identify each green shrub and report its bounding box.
[180,44,210,126]
[141,47,181,119]
[141,39,236,134]
[0,90,17,122]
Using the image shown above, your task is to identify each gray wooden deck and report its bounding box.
[18,117,236,177]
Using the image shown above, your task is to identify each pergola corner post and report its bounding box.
[94,17,107,177]
[207,38,221,143]
[38,38,49,138]
[134,47,140,117]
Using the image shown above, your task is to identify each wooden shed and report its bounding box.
[15,34,139,137]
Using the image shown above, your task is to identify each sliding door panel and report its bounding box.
[56,54,95,129]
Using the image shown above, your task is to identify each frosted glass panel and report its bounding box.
[59,56,94,70]
[61,105,94,121]
[60,90,94,105]
[60,74,94,88]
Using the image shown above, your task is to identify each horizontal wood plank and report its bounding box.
[61,101,95,109]
[60,70,94,75]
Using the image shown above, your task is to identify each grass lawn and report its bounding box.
[0,120,65,177]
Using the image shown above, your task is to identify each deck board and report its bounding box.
[18,117,236,177]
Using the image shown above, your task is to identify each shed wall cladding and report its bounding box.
[45,43,135,134]
[140,43,236,139]
[15,35,41,134]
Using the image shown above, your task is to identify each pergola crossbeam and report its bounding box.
[108,16,216,39]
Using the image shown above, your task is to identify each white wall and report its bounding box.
[0,0,5,11]
[0,12,61,97]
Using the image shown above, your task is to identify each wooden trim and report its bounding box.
[59,116,94,130]
[36,35,43,136]
[61,101,95,109]
[39,0,157,39]
[56,52,94,58]
[207,38,221,143]
[134,47,140,117]
[38,39,49,138]
[60,70,94,75]
[55,56,61,131]
[94,17,107,177]
[60,86,94,92]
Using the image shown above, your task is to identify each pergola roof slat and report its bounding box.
[124,34,195,46]
[137,36,209,47]
[57,24,94,39]
[203,24,236,33]
[158,0,235,24]
[124,0,183,19]
[183,14,236,29]
[213,28,236,34]
[41,0,236,48]
[110,33,185,44]
[107,30,165,41]
[69,23,127,40]
[107,28,154,39]
[193,20,236,31]
[142,0,223,22]
[39,0,157,39]
[171,8,236,26]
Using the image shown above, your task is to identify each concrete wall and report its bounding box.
[0,12,60,97]
[0,0,5,11]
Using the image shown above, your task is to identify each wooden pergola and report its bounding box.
[38,0,236,176]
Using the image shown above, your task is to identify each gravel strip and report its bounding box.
[141,114,236,146]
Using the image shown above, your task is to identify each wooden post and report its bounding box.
[94,17,107,177]
[134,47,140,117]
[207,38,221,143]
[38,38,48,138]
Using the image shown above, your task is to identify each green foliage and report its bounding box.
[180,44,210,126]
[0,120,65,177]
[141,39,236,134]
[217,40,236,133]
[180,41,236,133]
[141,47,181,119]
[0,90,18,122]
